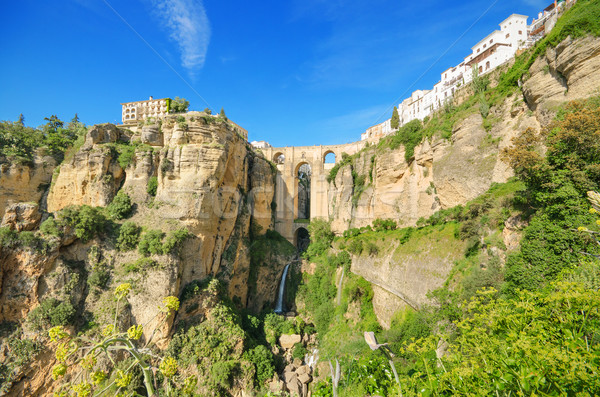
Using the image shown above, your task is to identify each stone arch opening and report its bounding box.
[295,227,310,253]
[324,151,336,164]
[296,162,311,220]
[273,152,285,164]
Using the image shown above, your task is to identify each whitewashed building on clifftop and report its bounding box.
[121,96,170,124]
[361,4,565,142]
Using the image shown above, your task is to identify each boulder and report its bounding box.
[279,334,302,349]
[1,202,41,232]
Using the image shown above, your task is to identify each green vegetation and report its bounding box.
[47,284,185,396]
[0,331,42,394]
[169,96,189,113]
[27,298,76,331]
[138,228,190,256]
[0,114,85,163]
[147,176,158,196]
[116,221,141,251]
[378,119,424,162]
[390,106,399,130]
[168,279,281,394]
[106,191,133,220]
[300,96,600,396]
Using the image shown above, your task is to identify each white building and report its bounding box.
[251,140,272,149]
[121,96,170,124]
[361,9,557,142]
[464,14,529,75]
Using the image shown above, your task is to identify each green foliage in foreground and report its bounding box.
[399,282,600,396]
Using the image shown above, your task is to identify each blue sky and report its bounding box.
[0,0,549,147]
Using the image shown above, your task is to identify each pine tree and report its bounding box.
[391,106,400,130]
[17,113,25,126]
[219,107,227,120]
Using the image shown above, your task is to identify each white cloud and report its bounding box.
[149,0,211,74]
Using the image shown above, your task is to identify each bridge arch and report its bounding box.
[323,150,336,164]
[273,152,285,164]
[295,162,311,220]
[294,227,310,252]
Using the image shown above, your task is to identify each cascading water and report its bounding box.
[274,264,290,314]
[336,267,345,306]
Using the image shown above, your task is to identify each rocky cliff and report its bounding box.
[326,34,600,325]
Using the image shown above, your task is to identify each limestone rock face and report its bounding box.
[47,124,128,212]
[327,98,533,232]
[140,124,163,146]
[0,244,59,322]
[523,36,600,112]
[0,154,56,219]
[1,202,42,232]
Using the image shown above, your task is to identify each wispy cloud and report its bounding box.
[149,0,211,75]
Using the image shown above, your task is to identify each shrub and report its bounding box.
[162,228,190,255]
[61,205,107,243]
[124,257,158,273]
[138,230,165,256]
[292,343,308,360]
[304,220,334,259]
[372,218,397,232]
[243,345,275,386]
[365,241,379,256]
[0,227,18,249]
[88,267,111,290]
[347,239,363,255]
[117,221,141,251]
[40,217,61,237]
[107,191,133,220]
[147,176,158,196]
[27,298,76,331]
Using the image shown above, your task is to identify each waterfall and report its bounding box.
[274,264,290,314]
[336,267,345,306]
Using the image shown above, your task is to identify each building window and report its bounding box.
[486,61,490,70]
[518,30,522,35]
[506,33,510,38]
[477,48,480,53]
[483,44,487,49]
[479,65,482,73]
[490,39,493,44]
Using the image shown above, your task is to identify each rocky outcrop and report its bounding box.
[1,203,42,232]
[328,98,535,232]
[46,116,276,307]
[0,154,56,219]
[523,36,600,113]
[0,244,59,322]
[347,224,466,326]
[47,125,128,212]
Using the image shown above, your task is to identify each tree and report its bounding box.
[17,114,24,126]
[390,106,399,130]
[169,97,189,113]
[203,108,212,115]
[219,107,227,120]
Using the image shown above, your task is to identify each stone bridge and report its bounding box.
[260,141,366,246]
